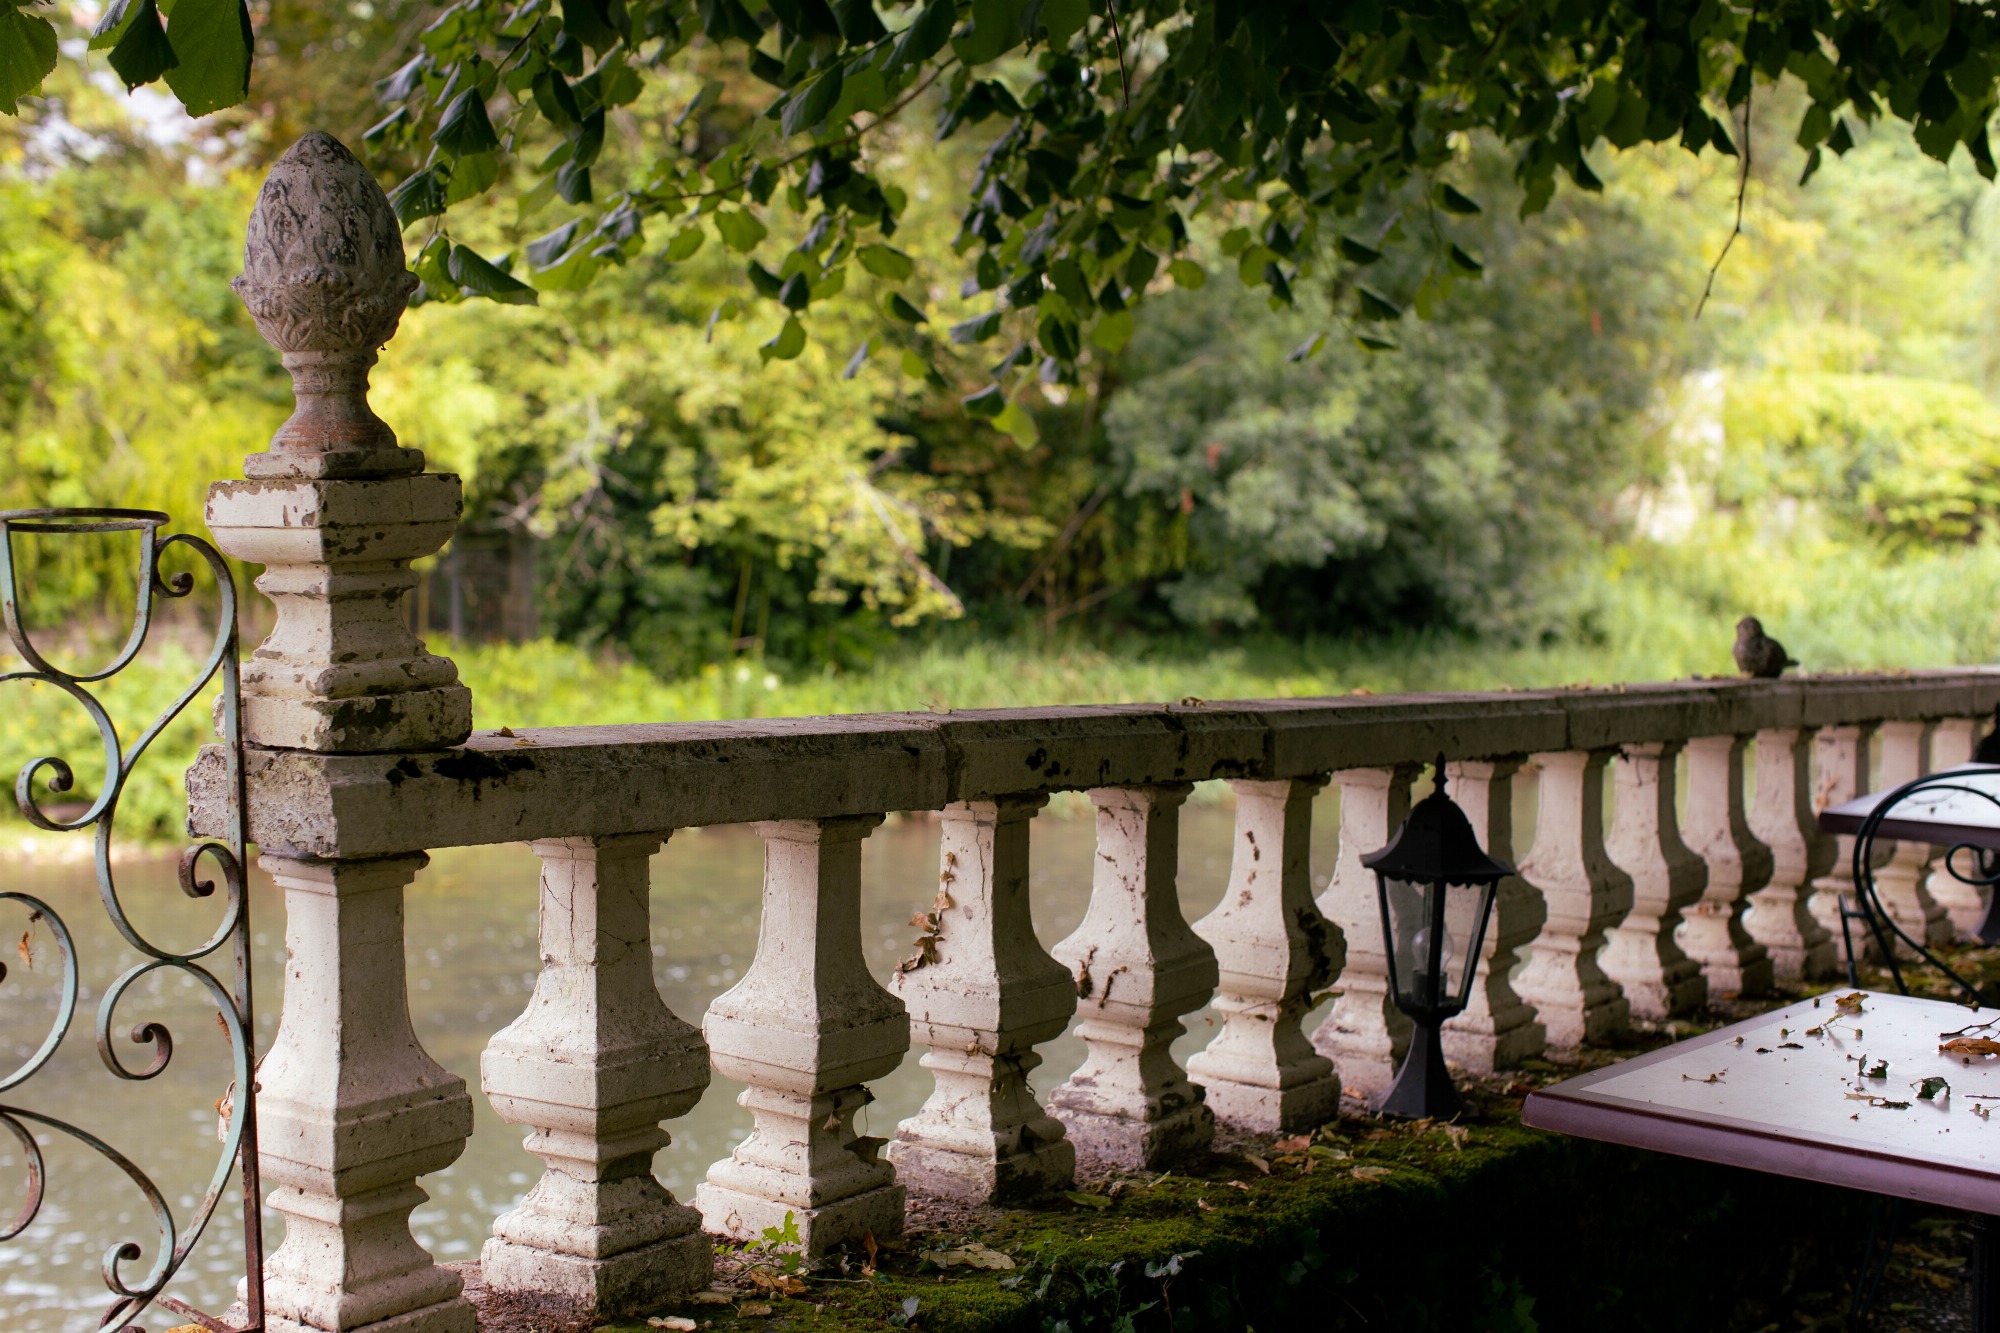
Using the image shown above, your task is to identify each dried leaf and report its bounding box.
[647,1319,698,1331]
[1918,1076,1952,1101]
[1779,1042,1804,1050]
[1681,1070,1726,1084]
[215,1082,235,1144]
[1243,1154,1271,1175]
[1196,1197,1214,1210]
[1309,1144,1350,1161]
[745,1269,808,1295]
[1941,1037,2000,1058]
[862,1227,880,1276]
[921,1243,1015,1270]
[1835,992,1867,1014]
[740,1304,774,1317]
[16,930,31,971]
[1272,1134,1312,1153]
[1064,1190,1112,1209]
[1351,1165,1394,1182]
[1440,1124,1470,1150]
[690,1291,733,1304]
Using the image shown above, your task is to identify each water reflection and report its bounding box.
[0,794,1344,1329]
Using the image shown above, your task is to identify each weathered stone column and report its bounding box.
[1515,750,1631,1048]
[481,835,710,1311]
[1441,759,1545,1073]
[1805,724,1878,952]
[256,855,475,1333]
[1600,742,1707,1019]
[697,816,906,1254]
[1743,728,1837,980]
[1923,717,1989,939]
[1311,765,1419,1097]
[1679,734,1775,997]
[1187,777,1342,1133]
[1869,720,1949,951]
[1050,786,1217,1169]
[206,132,476,1333]
[889,795,1076,1203]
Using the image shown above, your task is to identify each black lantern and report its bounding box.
[1364,756,1514,1120]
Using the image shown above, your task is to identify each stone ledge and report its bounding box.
[188,670,2000,858]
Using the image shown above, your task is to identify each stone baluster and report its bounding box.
[889,795,1076,1202]
[1050,786,1218,1169]
[205,132,476,1333]
[1440,759,1546,1072]
[697,816,906,1255]
[1311,765,1419,1096]
[1678,735,1775,998]
[1187,777,1342,1133]
[1743,729,1837,980]
[481,835,710,1312]
[1515,750,1631,1048]
[1923,717,1989,939]
[254,856,474,1333]
[1868,720,1949,951]
[1600,742,1708,1019]
[1805,724,1878,954]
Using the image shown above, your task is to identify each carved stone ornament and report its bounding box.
[232,130,423,479]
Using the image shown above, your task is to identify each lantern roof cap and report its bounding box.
[1360,760,1515,885]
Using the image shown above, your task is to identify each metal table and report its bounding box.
[1524,990,2000,1328]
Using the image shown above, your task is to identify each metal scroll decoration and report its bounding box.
[0,509,261,1332]
[1845,764,2000,1005]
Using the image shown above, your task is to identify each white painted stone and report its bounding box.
[888,795,1075,1202]
[1743,728,1838,980]
[1678,734,1775,997]
[481,835,711,1312]
[1923,717,1990,939]
[1441,759,1545,1072]
[1187,777,1342,1133]
[1600,741,1708,1019]
[1806,725,1879,959]
[1515,750,1631,1048]
[1050,786,1217,1169]
[255,854,474,1333]
[697,816,907,1255]
[1869,720,1950,952]
[1310,766,1418,1097]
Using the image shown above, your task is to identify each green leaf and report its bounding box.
[760,315,807,362]
[526,220,583,268]
[884,292,927,323]
[445,151,500,205]
[994,397,1039,446]
[1336,236,1382,264]
[448,244,539,305]
[951,0,1026,67]
[962,384,1006,417]
[886,0,955,74]
[663,226,705,261]
[781,64,844,137]
[1041,0,1087,47]
[1447,243,1483,277]
[1089,309,1134,353]
[830,0,887,43]
[160,0,251,115]
[434,88,502,157]
[1356,287,1402,321]
[1167,259,1207,290]
[714,209,769,252]
[857,244,915,280]
[778,271,812,310]
[1286,332,1326,363]
[1437,183,1482,215]
[843,337,871,379]
[950,310,1003,344]
[387,168,448,226]
[108,0,178,90]
[747,261,785,298]
[89,0,137,52]
[0,4,58,113]
[900,347,934,380]
[1353,333,1397,351]
[411,234,453,291]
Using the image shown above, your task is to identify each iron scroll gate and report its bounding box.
[0,509,261,1331]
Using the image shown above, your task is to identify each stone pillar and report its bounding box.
[697,816,906,1255]
[1515,750,1631,1049]
[208,133,478,1333]
[1743,728,1837,980]
[1600,742,1708,1019]
[1678,734,1775,998]
[481,836,710,1312]
[1924,717,1989,939]
[1310,765,1419,1097]
[1187,777,1342,1133]
[256,855,475,1333]
[1441,759,1545,1072]
[889,795,1076,1203]
[1869,720,1949,951]
[1805,724,1878,954]
[1050,786,1217,1170]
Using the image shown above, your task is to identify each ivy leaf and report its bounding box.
[760,315,807,362]
[857,243,914,280]
[0,3,58,113]
[448,245,539,305]
[950,310,1003,344]
[714,210,769,253]
[886,0,955,74]
[108,0,178,90]
[435,89,502,157]
[160,0,252,116]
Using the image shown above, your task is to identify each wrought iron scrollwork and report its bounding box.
[1845,764,2000,1005]
[0,508,261,1332]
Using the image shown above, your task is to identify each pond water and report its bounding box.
[0,793,1352,1330]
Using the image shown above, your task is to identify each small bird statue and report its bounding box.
[1733,616,1799,679]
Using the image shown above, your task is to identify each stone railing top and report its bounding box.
[187,669,2000,859]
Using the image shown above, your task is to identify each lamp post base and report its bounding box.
[1374,1020,1461,1121]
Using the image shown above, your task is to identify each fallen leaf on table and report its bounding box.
[920,1243,1016,1271]
[1918,1076,1952,1101]
[1681,1070,1726,1084]
[1351,1166,1394,1182]
[647,1319,697,1331]
[1941,1037,2000,1057]
[1064,1190,1112,1209]
[1779,1042,1805,1050]
[1836,992,1867,1014]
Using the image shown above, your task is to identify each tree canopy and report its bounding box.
[5,0,2000,399]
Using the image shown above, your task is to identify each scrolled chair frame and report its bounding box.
[0,507,261,1333]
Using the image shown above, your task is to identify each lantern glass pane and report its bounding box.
[1383,876,1455,1010]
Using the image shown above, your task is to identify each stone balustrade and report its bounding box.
[191,133,2000,1333]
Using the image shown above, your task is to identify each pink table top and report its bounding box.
[1818,763,2000,849]
[1523,990,2000,1215]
